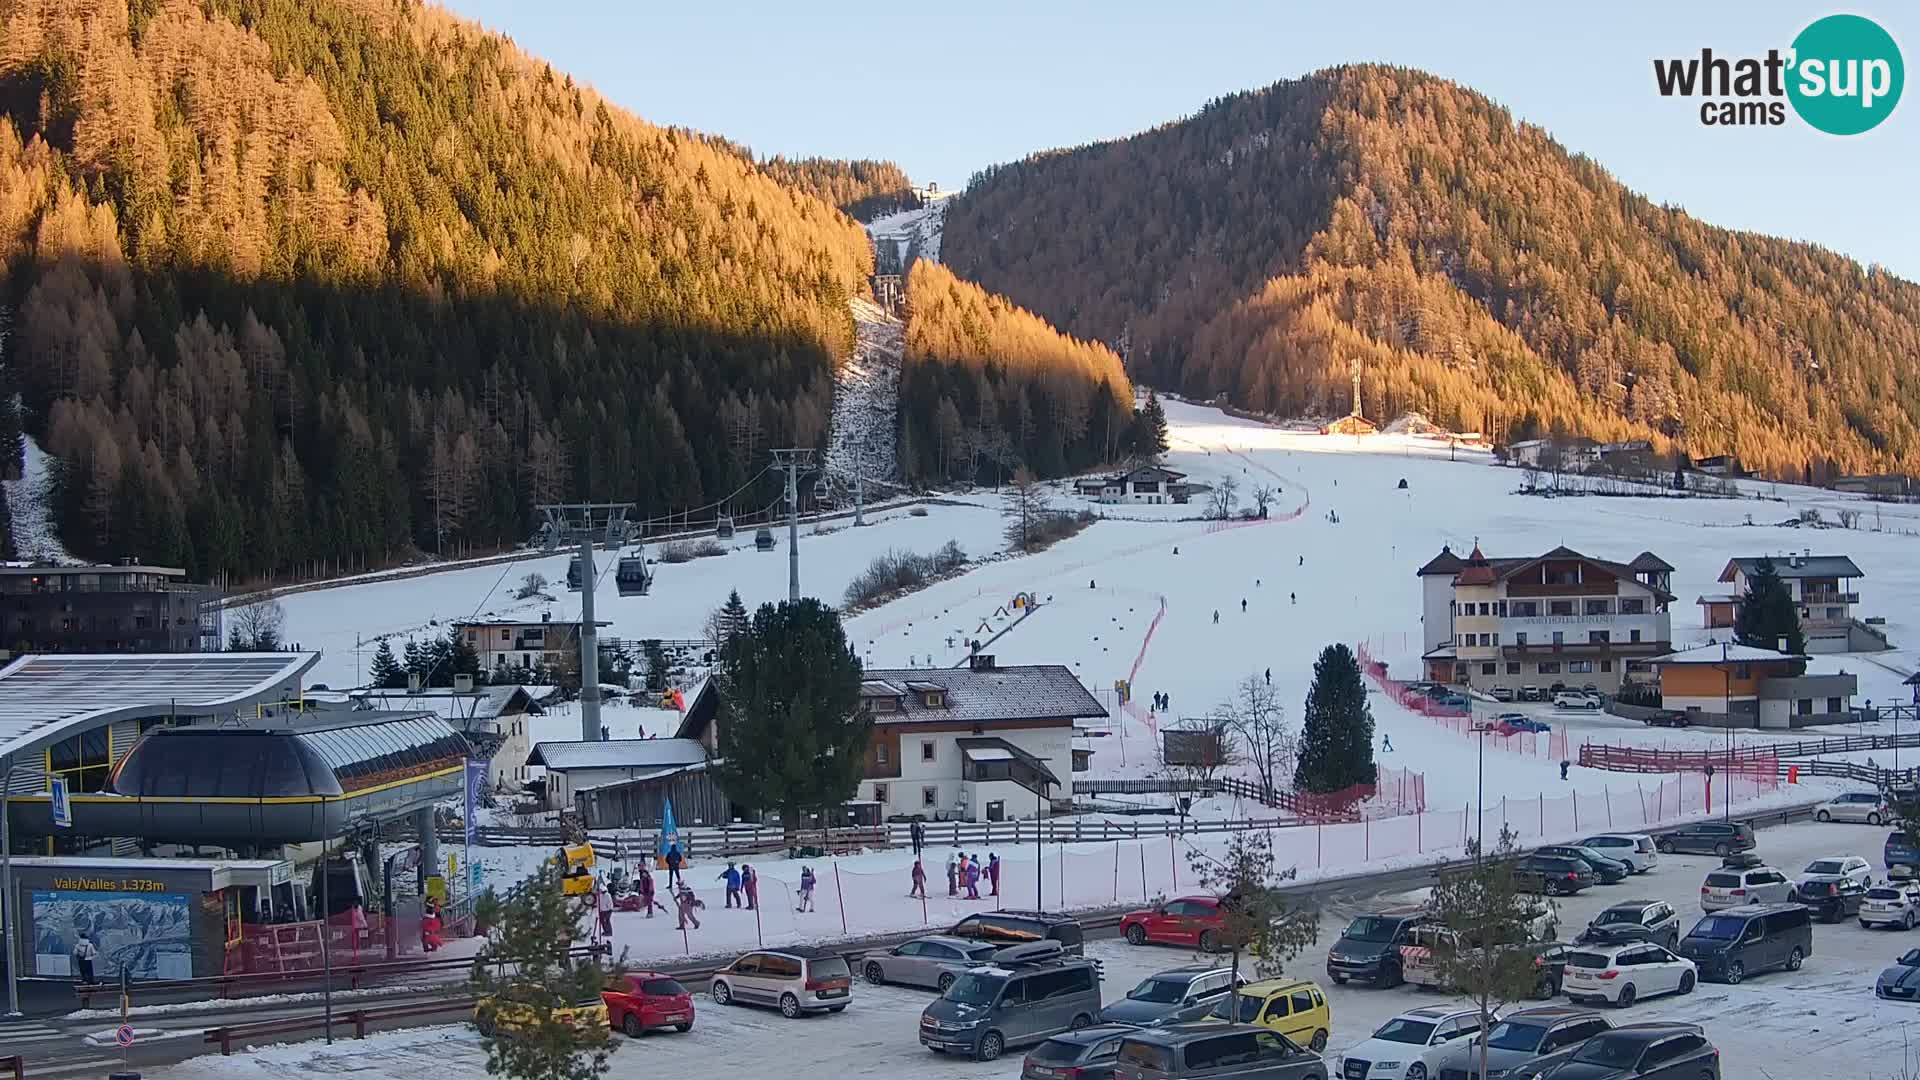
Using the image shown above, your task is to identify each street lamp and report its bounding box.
[1722,639,1732,821]
[1470,714,1496,856]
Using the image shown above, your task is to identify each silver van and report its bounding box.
[1113,1023,1327,1080]
[920,943,1103,1062]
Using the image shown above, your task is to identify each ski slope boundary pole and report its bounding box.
[833,861,848,935]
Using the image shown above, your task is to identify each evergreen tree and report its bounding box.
[718,590,749,646]
[402,638,427,684]
[1134,392,1171,459]
[708,599,869,832]
[369,639,406,690]
[442,625,483,687]
[1733,557,1807,665]
[642,640,670,693]
[1295,643,1377,794]
[468,860,619,1080]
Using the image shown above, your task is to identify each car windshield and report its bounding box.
[945,973,1006,1006]
[809,958,851,981]
[640,978,687,996]
[1571,1035,1646,1068]
[1704,873,1742,887]
[1370,1018,1437,1045]
[1689,915,1747,940]
[1209,993,1264,1022]
[1028,1039,1085,1065]
[1127,978,1190,1004]
[1482,1021,1549,1052]
[1342,916,1399,942]
[1597,906,1645,924]
[1806,860,1848,875]
[1566,951,1613,969]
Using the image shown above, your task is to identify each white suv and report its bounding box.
[1334,1005,1485,1079]
[1562,942,1697,1007]
[1553,691,1601,709]
[1700,859,1793,911]
[1579,833,1660,875]
[710,948,855,1018]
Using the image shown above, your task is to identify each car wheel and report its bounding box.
[1534,975,1557,999]
[1871,813,1884,826]
[623,1013,643,1038]
[1125,924,1147,946]
[711,981,732,1006]
[779,993,801,1019]
[1070,1014,1093,1031]
[1679,971,1696,994]
[1198,929,1218,953]
[1863,920,1875,929]
[1332,973,1349,985]
[864,961,885,985]
[1310,1029,1329,1053]
[1657,838,1676,854]
[1906,911,1915,931]
[1381,961,1403,989]
[975,1032,1005,1062]
[1713,842,1731,857]
[937,972,957,994]
[1725,961,1744,985]
[1816,810,1832,822]
[1787,947,1804,971]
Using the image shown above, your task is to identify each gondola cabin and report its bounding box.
[566,555,585,591]
[615,553,653,597]
[754,527,775,552]
[715,514,735,540]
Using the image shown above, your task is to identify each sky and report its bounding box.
[441,1,1917,280]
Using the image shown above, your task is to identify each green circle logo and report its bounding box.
[1787,14,1904,135]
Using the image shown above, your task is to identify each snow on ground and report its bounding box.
[2,432,78,564]
[866,192,949,267]
[148,821,1920,1080]
[825,298,903,489]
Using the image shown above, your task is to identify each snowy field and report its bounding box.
[148,821,1920,1079]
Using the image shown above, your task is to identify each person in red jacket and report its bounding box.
[909,859,927,899]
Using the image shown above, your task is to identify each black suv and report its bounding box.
[1325,906,1434,987]
[949,911,1086,956]
[1655,821,1756,857]
[1793,874,1868,922]
[1515,854,1598,896]
[1535,845,1629,884]
[1519,1022,1721,1079]
[1575,900,1682,950]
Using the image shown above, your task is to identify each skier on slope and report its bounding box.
[1241,599,1247,613]
[1290,592,1296,605]
[1213,610,1220,624]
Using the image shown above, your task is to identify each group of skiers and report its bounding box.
[907,851,1000,899]
[583,855,823,936]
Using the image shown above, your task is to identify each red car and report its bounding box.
[1119,896,1226,950]
[601,971,695,1037]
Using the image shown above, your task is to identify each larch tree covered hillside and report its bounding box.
[0,0,873,582]
[900,260,1134,485]
[943,64,1920,480]
[754,157,922,221]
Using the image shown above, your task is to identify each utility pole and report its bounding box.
[770,449,817,602]
[539,503,634,741]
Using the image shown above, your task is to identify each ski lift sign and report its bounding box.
[50,776,72,829]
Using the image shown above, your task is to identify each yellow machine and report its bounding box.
[559,844,596,897]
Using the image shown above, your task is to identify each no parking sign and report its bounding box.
[115,1025,136,1048]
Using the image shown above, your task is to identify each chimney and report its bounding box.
[454,674,474,693]
[969,653,997,672]
[542,611,551,623]
[407,672,423,694]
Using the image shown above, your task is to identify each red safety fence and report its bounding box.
[1579,743,1784,788]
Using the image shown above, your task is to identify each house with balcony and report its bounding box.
[1704,554,1885,653]
[856,654,1106,822]
[1416,544,1674,694]
[0,561,221,656]
[1086,465,1190,505]
[454,614,611,672]
[1649,642,1858,729]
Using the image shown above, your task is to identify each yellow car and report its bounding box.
[1205,977,1331,1052]
[474,994,609,1038]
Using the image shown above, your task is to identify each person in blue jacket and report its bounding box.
[719,862,742,908]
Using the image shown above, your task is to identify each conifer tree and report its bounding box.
[1734,557,1806,668]
[1295,643,1377,794]
[369,639,406,689]
[715,590,749,651]
[402,638,427,684]
[709,599,869,833]
[1134,392,1170,460]
[443,625,483,687]
[468,859,619,1080]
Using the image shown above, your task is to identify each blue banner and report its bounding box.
[464,759,486,846]
[658,797,678,859]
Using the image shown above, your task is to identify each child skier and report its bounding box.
[946,853,959,897]
[674,884,704,930]
[719,862,742,908]
[910,859,928,899]
[796,866,817,912]
[987,853,1001,897]
[741,863,759,911]
[637,865,665,918]
[964,854,982,900]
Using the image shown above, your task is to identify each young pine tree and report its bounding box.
[1184,831,1320,1001]
[1427,827,1560,1080]
[443,625,482,686]
[469,859,619,1080]
[1733,556,1806,667]
[709,599,870,834]
[1133,391,1170,460]
[1295,644,1377,794]
[368,639,406,689]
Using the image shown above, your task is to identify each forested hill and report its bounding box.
[755,157,922,221]
[0,0,873,582]
[943,65,1920,479]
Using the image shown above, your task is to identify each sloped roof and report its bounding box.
[862,664,1105,726]
[956,736,1061,785]
[528,737,708,772]
[351,685,536,724]
[1651,643,1806,665]
[1720,556,1864,582]
[1416,546,1465,577]
[0,652,319,763]
[1629,552,1675,573]
[1449,546,1675,602]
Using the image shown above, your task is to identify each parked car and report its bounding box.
[1640,710,1691,728]
[1400,925,1568,997]
[601,972,695,1036]
[1536,845,1630,884]
[1428,1006,1611,1080]
[1561,943,1697,1007]
[1334,1005,1486,1080]
[1122,896,1227,951]
[1794,874,1867,923]
[1876,948,1920,1002]
[1577,834,1660,875]
[862,934,999,991]
[1100,967,1242,1028]
[1520,686,1545,702]
[1800,855,1873,887]
[1575,901,1682,950]
[1432,692,1470,709]
[950,910,1087,956]
[1113,1023,1328,1080]
[1491,686,1516,702]
[1514,854,1599,896]
[1698,856,1793,911]
[1814,791,1889,825]
[1325,906,1435,987]
[1207,978,1332,1053]
[709,946,853,1018]
[1886,831,1920,873]
[1860,881,1920,930]
[1520,1023,1720,1080]
[1024,1024,1134,1080]
[1675,903,1811,983]
[1552,691,1601,710]
[1655,821,1755,857]
[921,944,1103,1061]
[474,993,607,1038]
[1511,715,1554,733]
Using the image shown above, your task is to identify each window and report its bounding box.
[1538,661,1562,674]
[1515,632,1529,646]
[762,954,803,979]
[1584,599,1611,615]
[1550,600,1575,616]
[48,728,112,793]
[876,744,890,765]
[873,783,888,803]
[1797,698,1814,716]
[1511,601,1539,617]
[1552,631,1564,645]
[1478,633,1491,647]
[922,786,939,807]
[1506,662,1521,675]
[1568,661,1594,673]
[1827,697,1843,713]
[1492,634,1500,646]
[1288,989,1313,1013]
[1482,663,1497,675]
[1733,663,1751,678]
[1827,607,1844,619]
[921,740,936,762]
[1619,598,1646,614]
[1589,630,1611,643]
[1629,629,1642,643]
[1187,1034,1259,1070]
[1495,601,1508,617]
[1600,660,1614,672]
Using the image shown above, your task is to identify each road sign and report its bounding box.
[50,776,71,828]
[115,1024,135,1047]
